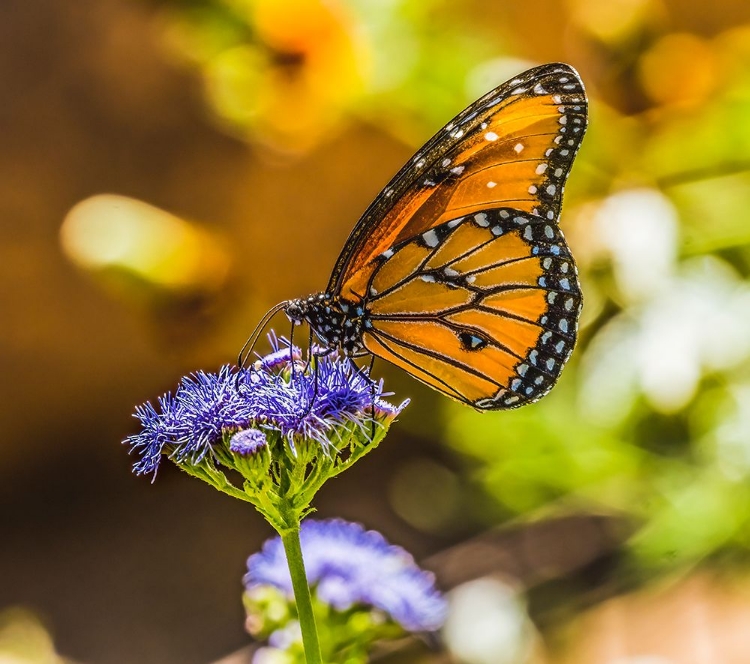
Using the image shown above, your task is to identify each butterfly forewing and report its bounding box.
[362,210,582,409]
[330,63,587,302]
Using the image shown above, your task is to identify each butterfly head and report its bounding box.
[284,293,368,356]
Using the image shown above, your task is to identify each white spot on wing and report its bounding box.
[422,229,439,247]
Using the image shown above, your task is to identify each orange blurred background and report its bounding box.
[4,0,750,662]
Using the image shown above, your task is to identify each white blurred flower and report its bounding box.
[581,257,750,417]
[712,385,750,481]
[593,188,678,303]
[443,578,536,664]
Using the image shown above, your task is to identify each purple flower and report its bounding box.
[124,336,406,476]
[230,429,268,456]
[245,519,448,633]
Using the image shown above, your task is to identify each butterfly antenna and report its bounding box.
[238,301,289,368]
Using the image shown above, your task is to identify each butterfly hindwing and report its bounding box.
[330,63,587,303]
[362,209,582,409]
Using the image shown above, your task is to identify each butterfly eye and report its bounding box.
[285,301,304,320]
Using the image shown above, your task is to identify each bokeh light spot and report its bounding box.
[60,194,230,293]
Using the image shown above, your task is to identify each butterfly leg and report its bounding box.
[344,354,378,441]
[289,319,300,380]
[297,342,338,420]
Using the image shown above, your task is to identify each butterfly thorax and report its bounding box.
[284,293,369,356]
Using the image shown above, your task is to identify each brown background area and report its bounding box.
[0,1,449,662]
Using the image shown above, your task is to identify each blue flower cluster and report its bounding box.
[245,519,448,633]
[125,339,405,476]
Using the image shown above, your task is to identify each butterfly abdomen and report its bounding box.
[285,294,369,356]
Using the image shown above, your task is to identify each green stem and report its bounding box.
[281,526,323,664]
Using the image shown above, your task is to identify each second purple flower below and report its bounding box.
[245,519,448,663]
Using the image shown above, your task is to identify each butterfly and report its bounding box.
[246,63,587,410]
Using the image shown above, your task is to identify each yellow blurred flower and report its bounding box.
[638,33,720,107]
[194,0,369,153]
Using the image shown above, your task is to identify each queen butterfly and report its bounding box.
[247,63,587,410]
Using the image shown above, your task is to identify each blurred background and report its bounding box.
[3,0,750,662]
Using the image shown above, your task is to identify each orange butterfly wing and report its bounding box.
[361,209,581,408]
[328,63,587,303]
[311,63,587,409]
